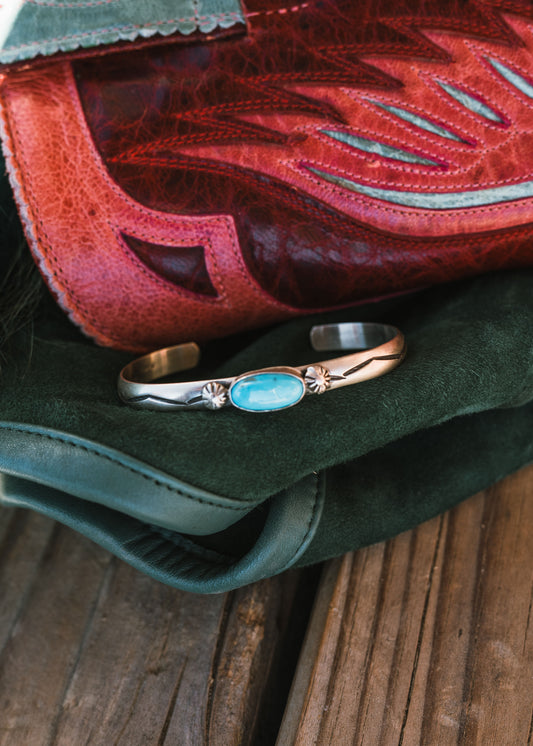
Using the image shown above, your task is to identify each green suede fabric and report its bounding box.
[1,155,532,591]
[189,398,533,568]
[0,270,531,504]
[298,398,533,565]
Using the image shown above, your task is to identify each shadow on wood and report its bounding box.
[278,464,533,746]
[0,464,531,745]
[0,510,318,746]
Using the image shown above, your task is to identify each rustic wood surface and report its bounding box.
[278,464,533,746]
[0,509,317,746]
[0,465,531,745]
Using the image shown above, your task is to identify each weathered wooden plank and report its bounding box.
[0,512,315,746]
[0,509,57,653]
[0,519,115,745]
[278,464,533,746]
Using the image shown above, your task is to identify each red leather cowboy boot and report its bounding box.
[1,0,533,351]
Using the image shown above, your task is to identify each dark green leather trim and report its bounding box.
[0,471,325,593]
[0,422,259,535]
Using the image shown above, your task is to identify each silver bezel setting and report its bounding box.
[229,366,306,412]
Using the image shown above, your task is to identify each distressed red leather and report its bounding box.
[2,0,533,351]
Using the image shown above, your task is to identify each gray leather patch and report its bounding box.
[0,0,245,65]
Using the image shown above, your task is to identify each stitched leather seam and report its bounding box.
[0,424,256,510]
[340,94,475,154]
[4,67,280,346]
[472,41,533,111]
[296,159,533,220]
[420,69,510,130]
[66,65,238,226]
[194,229,227,301]
[148,471,324,571]
[3,12,244,50]
[374,13,516,47]
[300,147,533,191]
[121,120,288,152]
[339,101,512,161]
[26,0,118,7]
[246,2,311,20]
[109,150,351,303]
[2,81,129,346]
[64,66,287,311]
[139,474,325,573]
[177,98,293,116]
[118,153,355,233]
[312,128,448,174]
[198,227,226,297]
[217,214,267,301]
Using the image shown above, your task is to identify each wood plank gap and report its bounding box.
[379,524,433,743]
[253,567,322,746]
[46,557,118,746]
[0,510,27,569]
[351,541,395,743]
[156,660,186,746]
[278,556,355,745]
[398,514,445,746]
[204,593,235,744]
[109,649,161,746]
[0,517,58,657]
[523,574,532,657]
[300,556,354,736]
[413,493,487,744]
[456,493,491,744]
[321,553,368,738]
[278,466,533,746]
[275,559,344,746]
[456,470,533,743]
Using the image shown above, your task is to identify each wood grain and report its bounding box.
[0,512,314,746]
[278,464,533,746]
[1,466,531,745]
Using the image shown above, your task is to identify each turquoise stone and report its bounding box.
[230,372,305,412]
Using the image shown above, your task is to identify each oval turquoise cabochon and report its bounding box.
[230,372,305,412]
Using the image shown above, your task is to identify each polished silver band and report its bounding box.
[118,322,406,413]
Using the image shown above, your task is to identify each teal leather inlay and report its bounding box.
[308,165,533,210]
[488,57,533,100]
[438,81,503,123]
[369,101,466,143]
[0,0,245,64]
[230,372,305,412]
[321,130,440,166]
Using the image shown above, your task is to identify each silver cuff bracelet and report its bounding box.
[118,322,406,413]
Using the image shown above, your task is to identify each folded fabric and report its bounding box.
[0,257,531,591]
